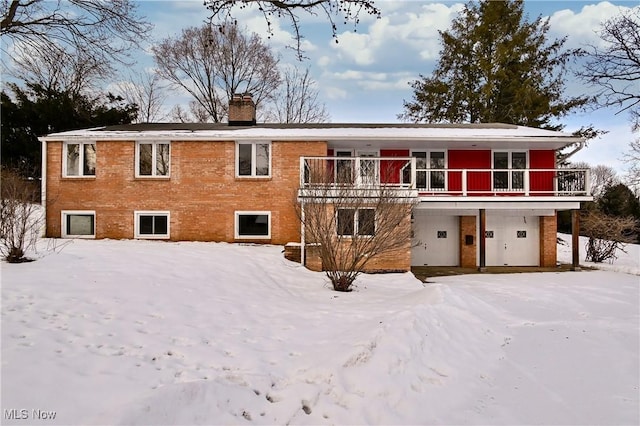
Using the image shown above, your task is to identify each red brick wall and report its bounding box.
[46,140,327,244]
[539,214,557,267]
[460,216,477,268]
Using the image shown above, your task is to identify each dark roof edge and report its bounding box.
[99,122,521,132]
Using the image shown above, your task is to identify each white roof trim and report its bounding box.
[38,125,581,143]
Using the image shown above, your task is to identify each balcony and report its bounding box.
[300,157,590,198]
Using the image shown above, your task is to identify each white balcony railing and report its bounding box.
[300,157,590,197]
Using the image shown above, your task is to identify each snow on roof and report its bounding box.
[38,123,583,150]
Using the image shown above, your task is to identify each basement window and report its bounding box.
[235,211,271,239]
[135,211,170,239]
[62,211,95,238]
[63,142,96,177]
[136,142,170,177]
[337,208,375,237]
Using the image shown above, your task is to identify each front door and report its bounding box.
[357,151,378,186]
[412,213,459,266]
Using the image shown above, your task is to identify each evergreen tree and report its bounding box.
[598,183,640,219]
[400,0,589,129]
[1,83,138,178]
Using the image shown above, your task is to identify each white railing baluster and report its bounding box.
[298,160,590,198]
[462,170,467,196]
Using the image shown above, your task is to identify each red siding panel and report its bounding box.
[530,150,556,193]
[449,150,491,192]
[381,149,409,184]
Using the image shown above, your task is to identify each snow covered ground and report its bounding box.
[2,236,638,425]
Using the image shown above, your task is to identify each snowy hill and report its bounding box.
[2,238,638,425]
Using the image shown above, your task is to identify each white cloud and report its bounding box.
[317,56,332,67]
[330,31,377,66]
[358,75,413,91]
[329,2,463,66]
[323,86,348,100]
[549,2,635,49]
[332,70,388,81]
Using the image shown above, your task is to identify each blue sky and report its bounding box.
[132,1,638,174]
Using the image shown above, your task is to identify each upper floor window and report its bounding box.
[64,142,96,177]
[412,150,446,190]
[236,142,270,177]
[493,151,527,190]
[136,142,170,177]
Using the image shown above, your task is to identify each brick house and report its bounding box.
[39,95,591,271]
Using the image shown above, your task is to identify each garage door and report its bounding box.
[412,213,459,266]
[486,215,539,266]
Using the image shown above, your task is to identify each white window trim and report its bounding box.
[235,141,272,178]
[134,211,170,239]
[62,141,96,178]
[61,210,96,238]
[411,150,448,190]
[491,150,529,191]
[235,211,271,239]
[491,150,529,169]
[336,207,376,237]
[135,141,171,178]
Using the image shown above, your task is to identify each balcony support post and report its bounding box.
[300,200,305,267]
[411,157,417,189]
[571,209,581,271]
[584,168,591,195]
[478,208,487,272]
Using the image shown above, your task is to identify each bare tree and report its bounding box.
[169,101,217,124]
[582,210,638,263]
[204,0,381,59]
[579,7,640,117]
[0,168,42,263]
[578,8,640,193]
[153,25,280,123]
[623,118,640,192]
[624,139,640,191]
[265,66,330,123]
[169,105,190,123]
[0,0,152,69]
[297,160,416,292]
[8,44,108,96]
[115,71,167,123]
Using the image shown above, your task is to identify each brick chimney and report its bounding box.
[228,93,256,126]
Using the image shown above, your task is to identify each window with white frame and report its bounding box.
[136,142,170,177]
[337,208,375,237]
[405,151,447,191]
[135,211,170,239]
[61,211,95,238]
[64,142,96,177]
[493,151,527,190]
[235,211,271,239]
[236,142,271,177]
[412,150,446,190]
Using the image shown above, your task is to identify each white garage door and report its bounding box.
[412,214,459,266]
[486,215,539,266]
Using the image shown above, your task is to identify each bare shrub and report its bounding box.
[0,168,42,262]
[297,159,416,292]
[582,210,638,263]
